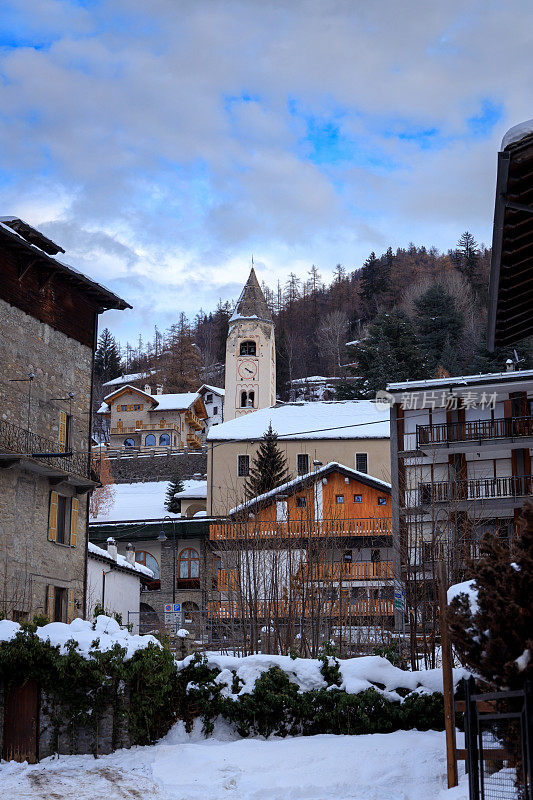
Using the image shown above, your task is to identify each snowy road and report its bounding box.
[0,724,467,800]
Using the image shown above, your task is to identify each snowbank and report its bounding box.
[178,652,468,701]
[0,615,161,660]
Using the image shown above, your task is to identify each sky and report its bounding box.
[1,0,532,345]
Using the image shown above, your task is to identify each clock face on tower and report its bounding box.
[237,359,258,379]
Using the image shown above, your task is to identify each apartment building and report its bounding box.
[98,385,207,450]
[0,216,129,621]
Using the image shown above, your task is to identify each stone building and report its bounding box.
[223,267,276,421]
[0,216,130,621]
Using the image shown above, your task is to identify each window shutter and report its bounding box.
[46,584,55,619]
[59,410,67,452]
[70,497,79,547]
[48,492,58,542]
[67,589,76,623]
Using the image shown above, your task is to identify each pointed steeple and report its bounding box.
[230,267,272,324]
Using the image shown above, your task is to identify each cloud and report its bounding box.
[1,0,532,341]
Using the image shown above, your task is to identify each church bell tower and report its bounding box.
[224,267,276,422]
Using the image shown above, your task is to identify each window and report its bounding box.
[335,495,345,504]
[119,404,128,411]
[133,404,142,411]
[206,393,213,403]
[56,495,70,544]
[343,550,352,563]
[240,340,256,356]
[159,433,170,445]
[378,497,387,506]
[238,455,250,476]
[53,587,67,622]
[353,494,362,503]
[296,496,307,507]
[145,434,156,446]
[179,548,200,579]
[124,438,135,447]
[355,453,368,473]
[297,454,309,475]
[213,406,218,415]
[135,551,159,579]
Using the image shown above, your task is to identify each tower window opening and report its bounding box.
[241,391,248,408]
[240,340,256,356]
[248,391,254,407]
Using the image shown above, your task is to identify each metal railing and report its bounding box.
[207,598,394,619]
[210,517,392,541]
[418,475,531,504]
[416,416,533,448]
[0,418,99,481]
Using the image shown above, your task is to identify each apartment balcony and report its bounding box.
[0,418,99,488]
[110,422,180,434]
[185,410,203,431]
[207,598,394,619]
[418,475,531,506]
[299,561,393,582]
[187,432,203,449]
[209,517,392,541]
[416,416,533,451]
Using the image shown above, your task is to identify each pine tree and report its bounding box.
[360,251,390,320]
[276,328,291,400]
[94,329,122,382]
[246,424,290,498]
[415,284,464,374]
[165,469,185,514]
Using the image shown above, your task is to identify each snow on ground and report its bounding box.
[0,723,468,800]
[90,479,203,522]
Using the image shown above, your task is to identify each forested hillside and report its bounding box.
[94,233,533,402]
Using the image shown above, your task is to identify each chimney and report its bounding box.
[125,542,135,566]
[106,536,118,561]
[144,384,151,395]
[506,358,514,372]
[156,384,163,395]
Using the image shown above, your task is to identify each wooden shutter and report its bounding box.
[59,410,67,452]
[48,492,58,542]
[46,585,55,619]
[70,498,78,547]
[67,589,76,623]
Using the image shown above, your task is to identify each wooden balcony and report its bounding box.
[111,422,180,434]
[207,598,394,619]
[418,475,531,504]
[185,410,203,431]
[209,517,392,541]
[187,432,203,449]
[299,561,393,581]
[416,416,533,449]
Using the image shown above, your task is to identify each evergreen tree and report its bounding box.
[94,328,122,382]
[165,469,185,514]
[415,284,464,375]
[246,424,290,498]
[276,328,291,400]
[453,231,485,296]
[360,251,380,319]
[348,310,426,393]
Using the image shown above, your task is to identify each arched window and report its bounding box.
[240,340,256,356]
[240,391,248,408]
[124,438,135,447]
[145,434,156,446]
[159,433,170,446]
[135,551,160,579]
[179,548,200,579]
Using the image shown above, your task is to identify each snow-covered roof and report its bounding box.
[207,401,390,441]
[174,480,207,500]
[98,386,200,414]
[102,370,156,387]
[229,461,391,516]
[90,480,181,523]
[88,541,154,577]
[199,384,225,397]
[501,119,533,150]
[387,368,533,393]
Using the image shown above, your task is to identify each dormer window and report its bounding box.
[240,340,256,356]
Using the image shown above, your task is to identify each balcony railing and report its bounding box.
[185,410,203,431]
[298,561,393,581]
[418,475,531,504]
[207,598,394,619]
[110,422,180,434]
[187,432,202,449]
[210,517,392,541]
[416,416,533,448]
[0,418,99,482]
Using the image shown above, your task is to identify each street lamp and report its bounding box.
[158,516,177,604]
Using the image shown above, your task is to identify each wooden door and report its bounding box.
[3,680,39,763]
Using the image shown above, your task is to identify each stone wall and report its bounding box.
[107,450,207,484]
